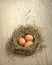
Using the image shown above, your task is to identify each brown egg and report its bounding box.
[18,38,26,46]
[25,35,34,42]
[24,41,33,47]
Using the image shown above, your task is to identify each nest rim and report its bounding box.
[7,25,43,56]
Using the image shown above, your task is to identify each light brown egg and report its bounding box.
[18,38,26,46]
[25,35,34,42]
[24,41,33,47]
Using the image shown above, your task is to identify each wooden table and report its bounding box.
[0,0,52,65]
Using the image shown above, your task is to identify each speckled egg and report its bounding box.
[24,41,33,47]
[18,38,26,46]
[25,35,34,41]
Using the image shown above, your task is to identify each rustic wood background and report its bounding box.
[0,0,52,65]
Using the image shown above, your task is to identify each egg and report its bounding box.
[18,38,26,46]
[24,41,33,47]
[25,34,34,42]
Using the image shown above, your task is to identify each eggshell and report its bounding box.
[25,35,34,41]
[24,41,33,47]
[18,38,26,46]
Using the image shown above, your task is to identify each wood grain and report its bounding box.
[0,0,52,65]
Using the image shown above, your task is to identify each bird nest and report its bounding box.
[6,25,44,56]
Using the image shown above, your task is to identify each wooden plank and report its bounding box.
[0,0,52,65]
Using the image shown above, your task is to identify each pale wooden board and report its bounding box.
[0,0,52,65]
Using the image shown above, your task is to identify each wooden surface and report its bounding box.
[0,0,52,65]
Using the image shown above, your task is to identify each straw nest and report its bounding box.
[6,25,43,56]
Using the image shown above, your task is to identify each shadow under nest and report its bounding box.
[6,25,44,56]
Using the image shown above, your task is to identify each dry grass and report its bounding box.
[6,25,44,56]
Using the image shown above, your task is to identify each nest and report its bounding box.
[6,25,43,56]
